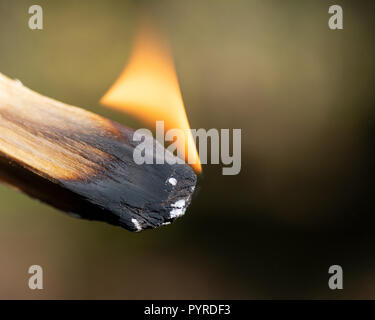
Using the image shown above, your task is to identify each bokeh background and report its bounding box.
[0,0,375,299]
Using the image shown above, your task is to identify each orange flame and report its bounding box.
[100,23,201,173]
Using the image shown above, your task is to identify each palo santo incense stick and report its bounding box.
[0,73,197,232]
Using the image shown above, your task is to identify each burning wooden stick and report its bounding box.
[0,73,197,232]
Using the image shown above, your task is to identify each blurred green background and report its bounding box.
[1,0,375,299]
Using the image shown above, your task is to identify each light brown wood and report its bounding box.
[0,73,124,181]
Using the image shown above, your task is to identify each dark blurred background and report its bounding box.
[0,0,375,299]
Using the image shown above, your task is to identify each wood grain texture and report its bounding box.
[0,73,197,232]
